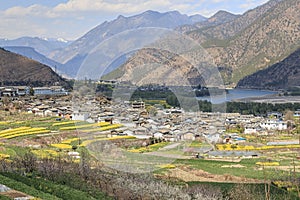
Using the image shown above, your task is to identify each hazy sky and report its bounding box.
[0,0,269,40]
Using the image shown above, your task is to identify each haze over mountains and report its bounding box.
[48,10,207,77]
[0,37,71,56]
[1,0,299,90]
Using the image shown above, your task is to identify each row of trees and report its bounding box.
[166,94,300,115]
[226,102,300,115]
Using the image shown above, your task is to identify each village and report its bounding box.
[0,83,300,199]
[0,84,298,159]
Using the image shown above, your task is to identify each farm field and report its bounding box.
[0,113,300,199]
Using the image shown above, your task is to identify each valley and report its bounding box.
[0,0,299,199]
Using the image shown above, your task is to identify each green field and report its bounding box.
[176,158,291,180]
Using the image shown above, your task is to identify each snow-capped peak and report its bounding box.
[57,38,69,43]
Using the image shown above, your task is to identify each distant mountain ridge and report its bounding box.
[0,37,71,56]
[187,0,284,41]
[176,10,240,33]
[237,48,300,90]
[0,48,70,88]
[49,10,207,77]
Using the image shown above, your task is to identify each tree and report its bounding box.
[166,94,180,107]
[148,106,157,117]
[29,87,34,96]
[285,110,294,121]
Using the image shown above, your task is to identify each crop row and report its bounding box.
[0,127,50,139]
[0,153,10,159]
[51,143,73,149]
[79,135,135,147]
[31,149,61,158]
[128,142,169,153]
[59,122,111,131]
[81,124,123,132]
[0,126,31,136]
[256,162,280,166]
[52,120,81,126]
[51,135,136,149]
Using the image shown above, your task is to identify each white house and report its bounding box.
[179,132,195,141]
[153,132,164,139]
[260,120,287,130]
[71,112,89,121]
[244,127,257,134]
[294,110,300,117]
[33,86,68,96]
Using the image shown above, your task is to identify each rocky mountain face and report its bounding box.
[0,48,70,88]
[49,10,207,77]
[188,0,300,85]
[237,48,300,90]
[0,37,70,56]
[106,48,205,86]
[187,0,284,41]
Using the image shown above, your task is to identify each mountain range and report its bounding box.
[48,10,207,77]
[104,0,300,88]
[0,37,71,56]
[1,0,299,90]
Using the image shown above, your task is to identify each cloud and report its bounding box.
[4,5,48,18]
[0,0,270,39]
[53,0,175,14]
[239,0,269,10]
[4,4,59,18]
[211,0,228,2]
[0,16,48,38]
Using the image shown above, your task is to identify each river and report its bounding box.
[196,89,277,104]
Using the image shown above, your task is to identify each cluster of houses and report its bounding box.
[0,86,30,97]
[0,86,68,98]
[67,97,294,145]
[226,111,289,135]
[3,88,295,147]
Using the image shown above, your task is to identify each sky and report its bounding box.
[0,0,269,40]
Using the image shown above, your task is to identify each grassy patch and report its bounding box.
[0,174,61,200]
[188,141,203,148]
[1,172,111,200]
[0,194,11,200]
[128,142,170,153]
[175,158,286,180]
